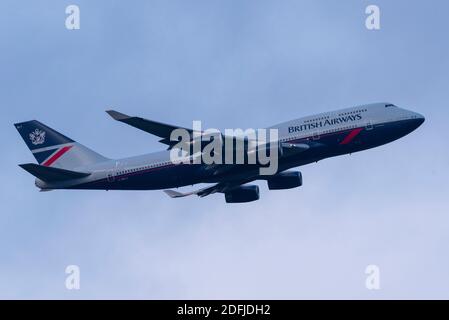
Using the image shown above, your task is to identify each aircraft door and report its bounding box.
[107,161,120,182]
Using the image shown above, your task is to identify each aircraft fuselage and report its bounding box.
[32,102,424,192]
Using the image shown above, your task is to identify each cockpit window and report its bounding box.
[385,104,397,108]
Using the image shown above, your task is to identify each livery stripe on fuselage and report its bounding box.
[340,128,363,145]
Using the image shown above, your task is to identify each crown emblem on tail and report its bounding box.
[29,129,46,145]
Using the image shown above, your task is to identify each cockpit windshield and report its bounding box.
[385,104,397,108]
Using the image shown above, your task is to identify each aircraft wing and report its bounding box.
[106,110,196,148]
[107,110,322,154]
[106,110,258,150]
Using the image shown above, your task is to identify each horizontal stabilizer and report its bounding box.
[19,163,91,182]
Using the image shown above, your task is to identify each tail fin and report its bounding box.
[14,120,109,169]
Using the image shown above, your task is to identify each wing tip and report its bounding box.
[106,110,130,121]
[163,189,185,198]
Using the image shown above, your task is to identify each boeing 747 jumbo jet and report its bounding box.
[15,103,424,203]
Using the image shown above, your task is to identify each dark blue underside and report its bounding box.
[70,118,423,190]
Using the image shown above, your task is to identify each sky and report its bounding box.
[0,0,448,299]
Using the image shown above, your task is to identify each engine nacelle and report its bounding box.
[225,185,260,203]
[267,171,302,190]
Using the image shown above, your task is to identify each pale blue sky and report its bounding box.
[1,0,448,298]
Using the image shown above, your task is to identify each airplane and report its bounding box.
[15,102,424,203]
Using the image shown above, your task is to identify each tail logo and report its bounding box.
[29,129,46,145]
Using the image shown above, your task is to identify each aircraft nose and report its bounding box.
[409,111,425,129]
[415,112,425,125]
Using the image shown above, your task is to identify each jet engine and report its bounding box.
[225,185,260,203]
[267,171,302,190]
